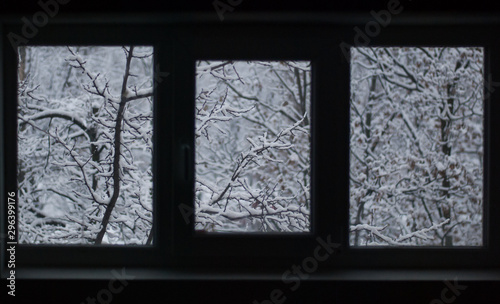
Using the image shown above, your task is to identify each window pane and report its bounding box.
[350,47,483,246]
[18,46,154,245]
[195,61,311,233]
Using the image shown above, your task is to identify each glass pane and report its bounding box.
[18,46,154,245]
[195,61,311,232]
[350,47,483,246]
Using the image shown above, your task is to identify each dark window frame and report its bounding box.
[339,24,496,270]
[1,23,170,269]
[1,13,499,280]
[170,25,327,263]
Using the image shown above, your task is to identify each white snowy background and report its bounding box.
[195,61,311,232]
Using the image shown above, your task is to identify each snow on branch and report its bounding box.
[350,219,450,246]
[18,46,154,245]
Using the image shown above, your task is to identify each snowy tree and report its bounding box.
[19,46,482,244]
[18,46,154,245]
[350,47,483,246]
[195,61,311,232]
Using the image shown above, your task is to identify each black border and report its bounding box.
[1,23,171,268]
[337,24,497,269]
[170,24,332,262]
[0,13,499,280]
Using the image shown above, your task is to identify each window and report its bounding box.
[18,46,154,245]
[194,60,311,233]
[350,47,484,247]
[171,28,319,259]
[1,14,500,279]
[2,24,166,268]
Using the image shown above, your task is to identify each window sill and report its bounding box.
[12,267,500,281]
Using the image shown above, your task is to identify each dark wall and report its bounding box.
[11,279,500,303]
[2,1,500,303]
[0,0,499,14]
